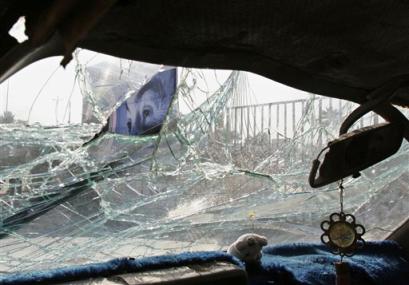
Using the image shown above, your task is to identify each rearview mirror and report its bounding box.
[309,123,404,188]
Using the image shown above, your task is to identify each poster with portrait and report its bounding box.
[108,68,177,135]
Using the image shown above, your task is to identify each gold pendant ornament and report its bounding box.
[321,212,365,257]
[320,180,365,258]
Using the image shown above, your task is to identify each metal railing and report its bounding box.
[213,96,384,149]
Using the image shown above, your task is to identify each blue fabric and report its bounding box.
[1,241,408,285]
[0,251,243,285]
[248,241,409,285]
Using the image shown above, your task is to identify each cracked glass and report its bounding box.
[0,49,408,273]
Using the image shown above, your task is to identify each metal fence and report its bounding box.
[213,96,384,149]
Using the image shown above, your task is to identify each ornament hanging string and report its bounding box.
[338,179,344,213]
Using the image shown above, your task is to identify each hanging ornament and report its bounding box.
[321,212,366,257]
[320,180,366,258]
[320,180,367,285]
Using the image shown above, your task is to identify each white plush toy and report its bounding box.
[228,233,268,264]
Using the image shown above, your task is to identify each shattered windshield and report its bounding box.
[0,50,408,273]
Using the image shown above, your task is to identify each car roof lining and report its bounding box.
[1,0,409,107]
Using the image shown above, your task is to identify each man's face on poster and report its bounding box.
[126,83,167,135]
[107,68,176,136]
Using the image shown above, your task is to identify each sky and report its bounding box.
[0,17,310,125]
[0,52,310,126]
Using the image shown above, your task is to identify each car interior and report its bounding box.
[0,1,409,285]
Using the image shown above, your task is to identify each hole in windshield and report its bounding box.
[8,16,28,43]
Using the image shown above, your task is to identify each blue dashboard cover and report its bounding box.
[2,241,408,285]
[248,241,409,285]
[0,251,242,285]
